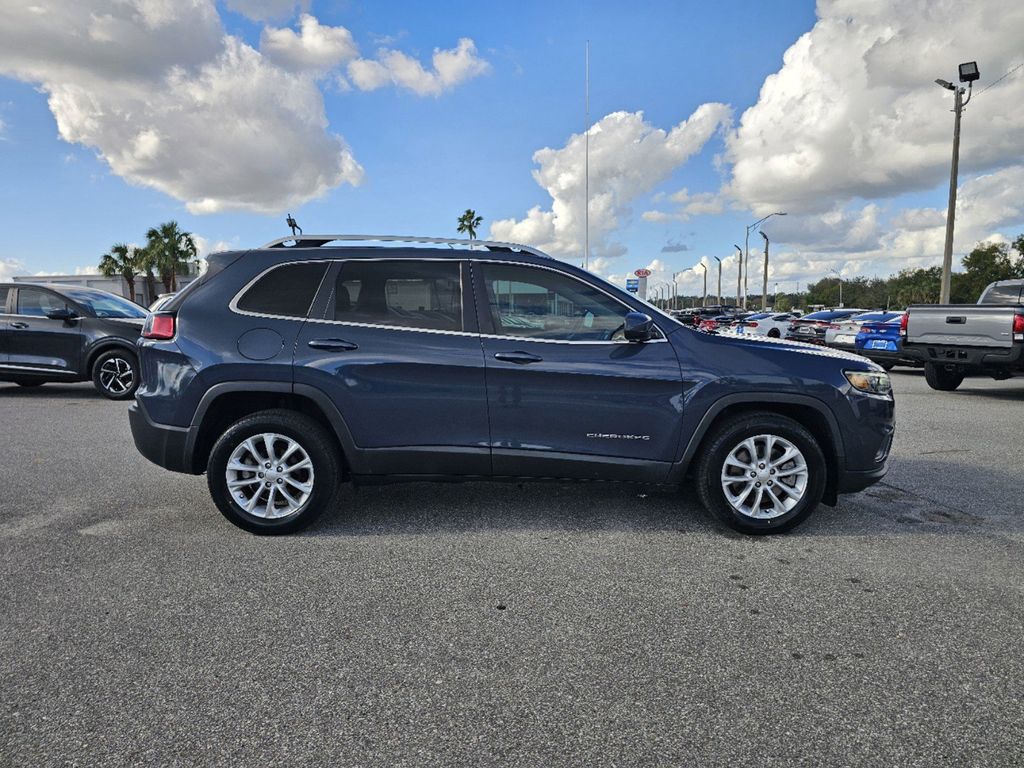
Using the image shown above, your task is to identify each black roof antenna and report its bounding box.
[286,214,302,238]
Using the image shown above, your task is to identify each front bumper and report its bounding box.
[837,463,889,494]
[128,401,196,474]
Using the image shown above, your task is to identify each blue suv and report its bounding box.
[129,235,895,535]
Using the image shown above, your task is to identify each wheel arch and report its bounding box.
[185,382,358,475]
[670,393,843,505]
[85,339,138,375]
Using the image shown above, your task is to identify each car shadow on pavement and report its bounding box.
[0,382,102,399]
[296,458,1023,539]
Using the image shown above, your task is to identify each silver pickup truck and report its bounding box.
[904,279,1024,391]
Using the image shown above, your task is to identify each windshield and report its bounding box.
[62,287,147,318]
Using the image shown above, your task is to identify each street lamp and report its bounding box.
[698,263,707,307]
[733,244,742,307]
[935,61,979,304]
[712,256,722,305]
[672,271,686,311]
[744,212,786,308]
[759,231,770,310]
[828,267,843,308]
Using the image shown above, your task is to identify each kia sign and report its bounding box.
[634,268,652,278]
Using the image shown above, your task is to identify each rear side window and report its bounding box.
[980,283,1023,304]
[17,288,66,316]
[332,260,462,332]
[236,262,328,318]
[0,286,9,312]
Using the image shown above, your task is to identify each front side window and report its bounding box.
[17,288,65,317]
[236,262,329,318]
[62,288,146,318]
[479,263,639,342]
[332,260,462,332]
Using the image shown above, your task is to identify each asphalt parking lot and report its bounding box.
[2,371,1023,767]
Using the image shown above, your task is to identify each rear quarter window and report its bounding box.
[236,262,329,318]
[0,286,9,312]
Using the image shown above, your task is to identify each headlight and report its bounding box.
[844,369,892,396]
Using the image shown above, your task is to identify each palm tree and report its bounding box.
[145,221,199,292]
[98,243,142,303]
[456,209,483,240]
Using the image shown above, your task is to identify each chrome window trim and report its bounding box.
[229,255,668,345]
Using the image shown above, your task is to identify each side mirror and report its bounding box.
[623,311,654,342]
[46,307,78,322]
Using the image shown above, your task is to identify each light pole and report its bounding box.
[698,263,707,307]
[759,231,770,310]
[672,271,686,311]
[744,212,786,308]
[733,245,742,307]
[828,268,843,308]
[936,61,979,304]
[713,256,722,305]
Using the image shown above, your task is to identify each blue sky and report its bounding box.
[0,0,1021,297]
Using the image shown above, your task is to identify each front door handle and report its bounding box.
[10,321,29,329]
[307,338,358,351]
[493,351,543,364]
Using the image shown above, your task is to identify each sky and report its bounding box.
[0,0,1022,299]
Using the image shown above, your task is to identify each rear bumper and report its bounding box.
[903,342,1024,370]
[128,400,197,474]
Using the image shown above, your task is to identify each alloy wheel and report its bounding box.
[225,433,315,520]
[99,357,134,395]
[720,434,809,519]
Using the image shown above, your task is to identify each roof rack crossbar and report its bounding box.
[259,234,550,259]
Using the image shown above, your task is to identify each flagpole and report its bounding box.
[584,40,590,271]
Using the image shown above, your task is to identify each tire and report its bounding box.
[207,409,342,535]
[92,349,139,400]
[695,413,827,535]
[880,361,895,371]
[15,381,45,388]
[768,328,781,338]
[924,362,964,391]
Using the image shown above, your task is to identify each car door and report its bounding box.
[7,287,82,375]
[474,261,684,482]
[293,257,490,476]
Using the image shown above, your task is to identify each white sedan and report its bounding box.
[824,311,902,350]
[726,312,801,338]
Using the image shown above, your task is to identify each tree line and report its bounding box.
[791,234,1024,310]
[97,221,199,304]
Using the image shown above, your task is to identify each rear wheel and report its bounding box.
[207,409,342,535]
[15,380,45,388]
[767,328,781,338]
[880,361,895,371]
[924,362,964,391]
[92,349,139,400]
[696,413,827,535]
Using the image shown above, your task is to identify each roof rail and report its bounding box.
[259,233,551,259]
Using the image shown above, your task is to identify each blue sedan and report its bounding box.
[855,313,918,370]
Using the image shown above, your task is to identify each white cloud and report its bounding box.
[726,0,1024,215]
[0,257,24,281]
[225,0,302,22]
[192,234,235,258]
[347,38,490,96]
[0,1,363,214]
[490,104,731,263]
[261,13,358,73]
[642,188,727,222]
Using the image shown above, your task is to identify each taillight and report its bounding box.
[143,313,176,340]
[747,322,758,328]
[828,323,840,329]
[1013,313,1024,340]
[900,312,909,337]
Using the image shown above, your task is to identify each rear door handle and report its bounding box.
[307,338,358,351]
[493,351,543,364]
[10,321,29,329]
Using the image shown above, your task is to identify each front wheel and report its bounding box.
[924,363,964,391]
[92,349,139,400]
[207,409,343,535]
[695,413,827,535]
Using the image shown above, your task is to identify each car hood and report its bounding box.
[710,330,876,366]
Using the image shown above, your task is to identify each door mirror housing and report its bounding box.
[46,307,78,322]
[623,311,655,342]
